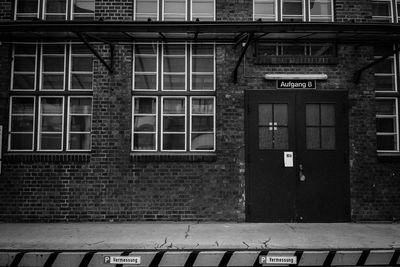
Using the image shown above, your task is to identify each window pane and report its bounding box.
[192,57,213,72]
[192,98,214,114]
[134,133,156,150]
[163,98,185,114]
[41,116,63,131]
[375,76,396,91]
[10,133,33,150]
[42,75,64,90]
[14,57,35,72]
[134,98,156,114]
[274,127,289,149]
[191,133,214,150]
[135,56,157,72]
[310,44,334,56]
[306,104,320,126]
[274,104,288,126]
[377,117,396,132]
[282,0,303,15]
[259,127,273,149]
[259,104,273,126]
[254,0,276,19]
[192,1,214,20]
[321,127,335,149]
[17,0,38,13]
[372,1,391,17]
[135,44,157,55]
[73,0,94,14]
[69,133,91,150]
[374,58,394,74]
[321,104,335,126]
[12,97,34,114]
[282,44,306,55]
[163,116,185,132]
[192,45,213,55]
[135,0,158,20]
[377,135,397,150]
[134,74,157,90]
[40,133,62,150]
[71,45,91,54]
[15,44,36,55]
[192,75,214,90]
[164,0,186,20]
[71,74,92,90]
[41,98,63,114]
[43,56,64,72]
[163,75,185,90]
[376,99,395,115]
[70,98,92,113]
[11,116,34,131]
[164,44,185,55]
[72,57,92,72]
[307,127,320,149]
[310,0,331,16]
[163,134,185,150]
[192,116,213,131]
[134,116,156,132]
[13,74,35,90]
[70,116,91,131]
[45,0,66,13]
[164,58,185,72]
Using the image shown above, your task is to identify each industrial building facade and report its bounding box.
[0,0,399,222]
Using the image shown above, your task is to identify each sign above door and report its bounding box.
[277,80,316,89]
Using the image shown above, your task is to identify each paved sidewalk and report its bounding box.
[0,223,399,250]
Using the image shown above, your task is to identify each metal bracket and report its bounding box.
[75,32,114,74]
[353,45,400,84]
[233,32,254,83]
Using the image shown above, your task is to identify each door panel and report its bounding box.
[245,90,350,223]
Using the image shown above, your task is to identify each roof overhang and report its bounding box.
[2,21,400,43]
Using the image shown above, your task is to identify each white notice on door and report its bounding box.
[284,152,293,167]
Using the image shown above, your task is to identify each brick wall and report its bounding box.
[0,0,400,222]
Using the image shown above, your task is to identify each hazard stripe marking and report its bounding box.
[365,250,393,265]
[10,252,25,267]
[253,250,269,267]
[193,251,225,266]
[18,252,52,267]
[322,251,335,266]
[218,251,234,267]
[227,251,259,267]
[0,252,19,267]
[52,252,87,267]
[298,251,329,266]
[149,251,165,267]
[356,250,370,266]
[331,251,362,266]
[184,251,199,267]
[129,251,158,267]
[390,250,400,266]
[159,251,191,267]
[43,252,59,267]
[79,252,95,267]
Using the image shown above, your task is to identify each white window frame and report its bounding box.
[191,0,215,21]
[161,96,187,151]
[374,45,398,93]
[40,43,66,91]
[162,0,187,21]
[308,0,334,22]
[132,96,158,152]
[133,43,159,92]
[37,96,65,151]
[134,0,159,21]
[396,0,400,22]
[14,0,40,20]
[8,96,36,152]
[43,0,68,20]
[189,96,216,152]
[11,43,37,92]
[69,43,94,91]
[67,96,93,151]
[280,0,306,21]
[190,44,216,92]
[161,43,187,91]
[376,97,400,153]
[253,0,278,21]
[70,0,95,20]
[372,0,394,22]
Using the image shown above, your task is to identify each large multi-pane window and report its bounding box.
[132,43,215,152]
[374,45,400,153]
[256,42,336,57]
[254,0,333,21]
[8,43,93,152]
[14,0,95,20]
[134,0,215,21]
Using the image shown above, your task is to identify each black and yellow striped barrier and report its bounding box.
[1,249,399,267]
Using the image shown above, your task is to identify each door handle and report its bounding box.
[299,164,306,182]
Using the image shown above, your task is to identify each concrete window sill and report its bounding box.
[3,153,91,163]
[130,153,217,162]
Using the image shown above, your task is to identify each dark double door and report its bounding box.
[245,90,350,222]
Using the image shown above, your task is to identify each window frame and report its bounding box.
[280,0,306,21]
[8,96,36,152]
[372,0,394,22]
[190,44,216,92]
[37,96,65,152]
[376,97,400,153]
[43,0,68,20]
[253,0,278,21]
[191,0,216,21]
[11,43,38,92]
[134,0,159,21]
[308,0,334,22]
[14,0,40,20]
[161,96,187,152]
[132,96,159,152]
[189,96,216,152]
[70,0,95,20]
[162,0,188,21]
[69,43,94,91]
[67,96,93,151]
[133,43,159,92]
[161,43,188,92]
[40,43,67,91]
